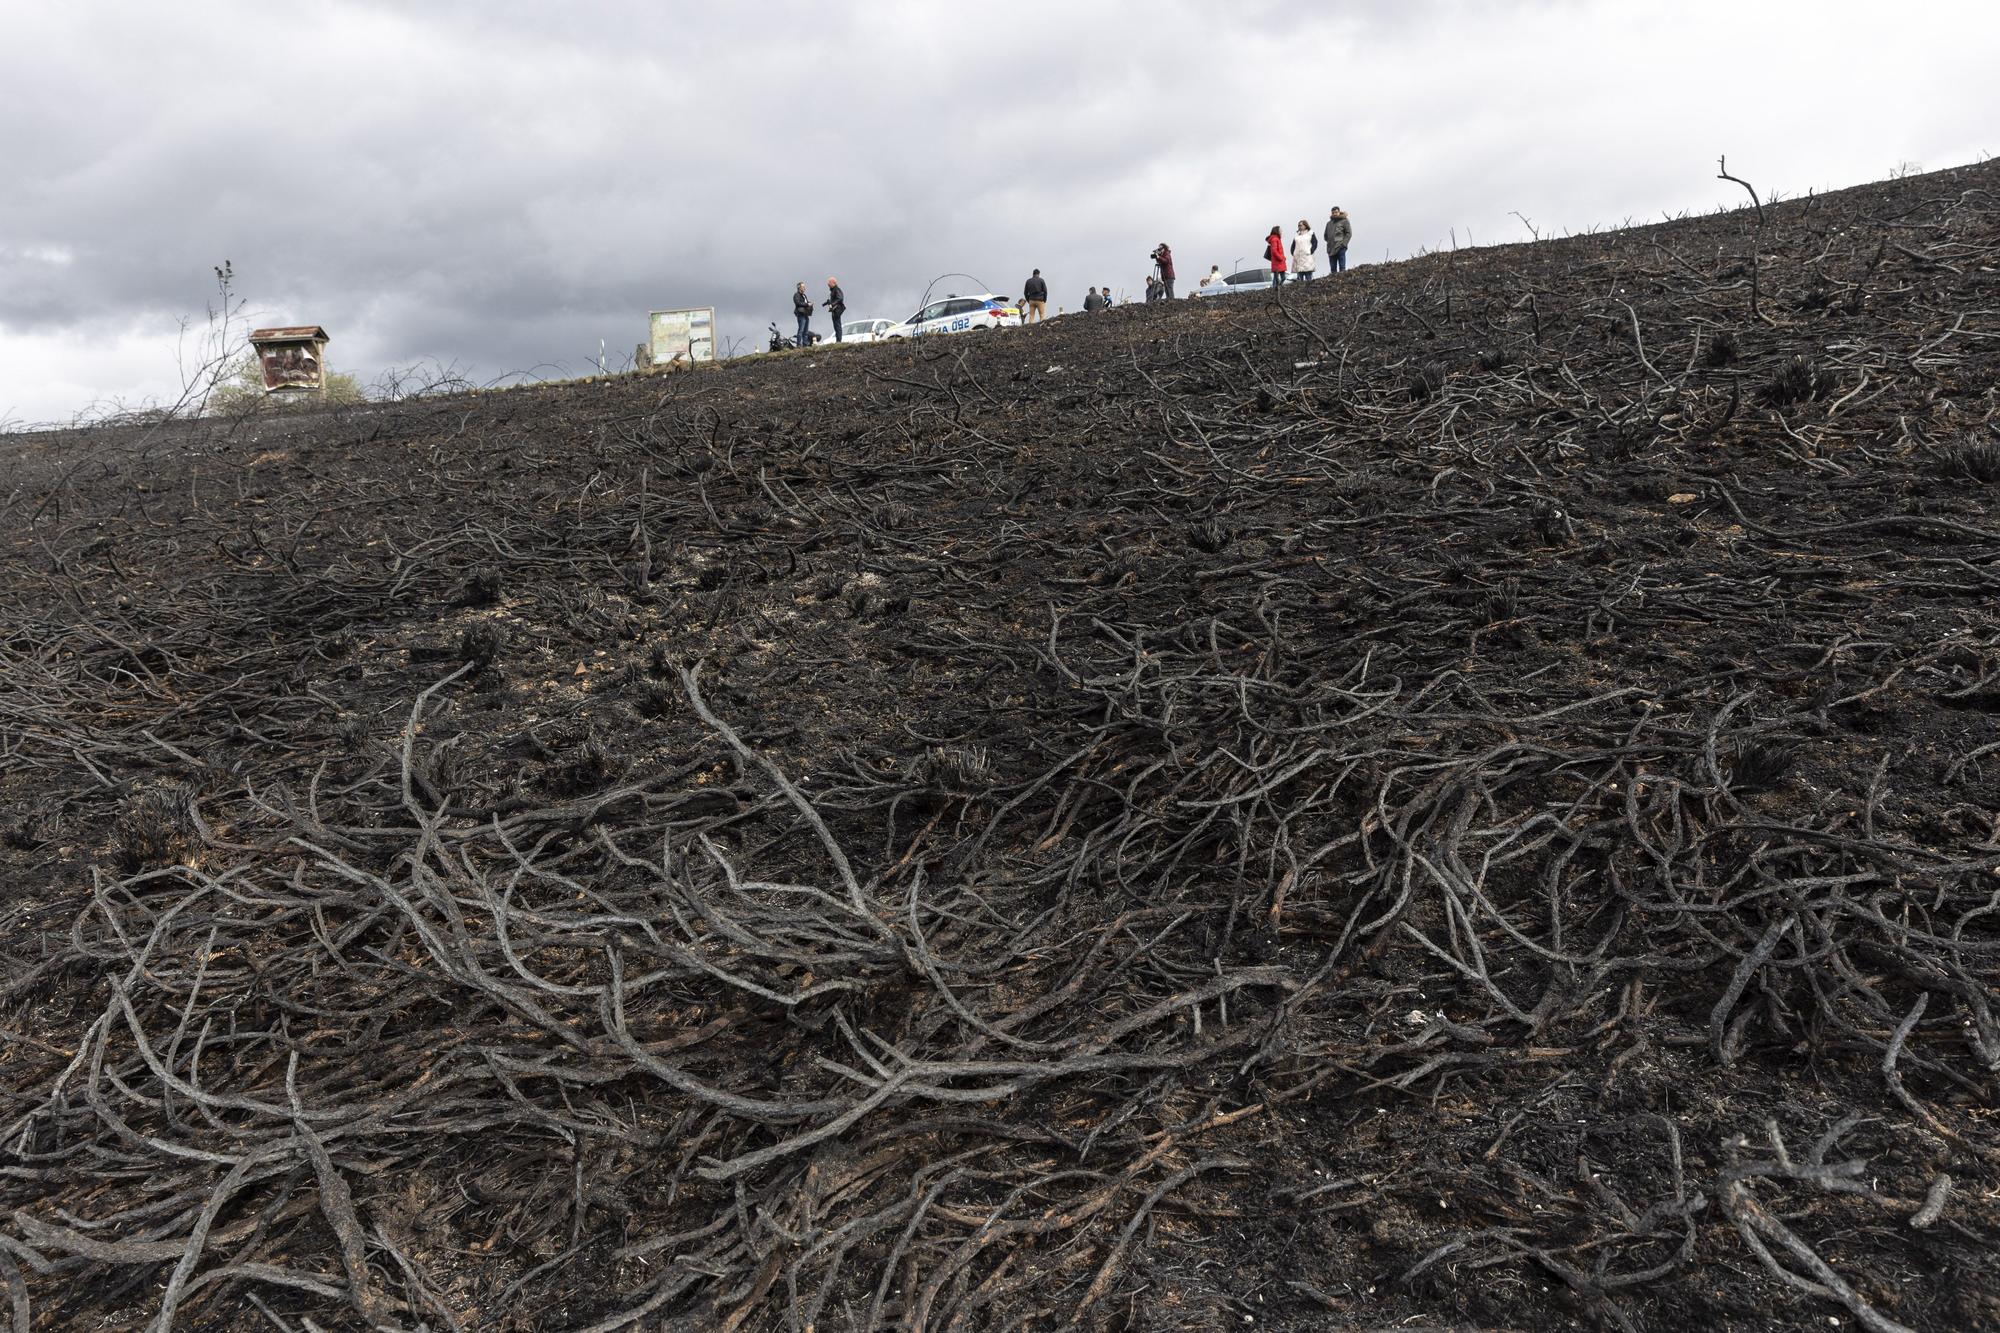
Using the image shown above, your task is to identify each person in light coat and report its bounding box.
[1290,220,1319,281]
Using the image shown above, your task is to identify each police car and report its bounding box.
[882,294,1020,339]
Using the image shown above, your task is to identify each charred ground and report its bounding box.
[2,162,1998,1332]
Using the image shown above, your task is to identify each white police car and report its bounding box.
[882,294,1020,339]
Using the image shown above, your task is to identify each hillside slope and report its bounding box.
[3,162,1998,1332]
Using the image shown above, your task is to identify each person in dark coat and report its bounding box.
[1022,269,1048,323]
[1325,207,1352,274]
[1083,287,1105,312]
[792,283,814,347]
[826,278,846,341]
[1265,227,1288,286]
[1151,243,1176,299]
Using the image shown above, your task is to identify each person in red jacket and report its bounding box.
[1265,226,1288,286]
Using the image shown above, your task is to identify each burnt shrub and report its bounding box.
[1758,355,1833,408]
[412,743,464,808]
[1189,517,1230,553]
[1730,740,1798,793]
[1408,361,1447,402]
[1531,502,1573,545]
[632,679,678,721]
[1937,439,2000,484]
[457,624,506,669]
[459,567,503,607]
[114,783,203,872]
[4,810,61,852]
[912,745,992,794]
[547,732,627,796]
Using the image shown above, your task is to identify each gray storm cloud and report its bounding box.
[3,0,1996,422]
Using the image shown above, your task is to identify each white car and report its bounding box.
[1192,267,1275,298]
[839,318,897,344]
[882,294,1020,339]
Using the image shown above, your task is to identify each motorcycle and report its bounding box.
[768,322,823,353]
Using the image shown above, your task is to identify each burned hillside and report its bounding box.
[2,161,1998,1332]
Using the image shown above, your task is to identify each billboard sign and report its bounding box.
[649,307,715,367]
[248,326,330,393]
[257,343,323,391]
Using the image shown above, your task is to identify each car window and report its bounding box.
[937,299,978,316]
[1229,269,1270,285]
[915,303,948,323]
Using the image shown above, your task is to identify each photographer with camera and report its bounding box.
[1150,242,1175,300]
[825,278,846,342]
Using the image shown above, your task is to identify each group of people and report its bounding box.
[1159,207,1355,297]
[781,206,1354,346]
[1083,210,1356,309]
[1027,270,1123,317]
[791,279,845,346]
[1242,206,1352,287]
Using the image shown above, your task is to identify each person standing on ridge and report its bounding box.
[1083,286,1105,312]
[1022,269,1048,323]
[792,283,814,347]
[825,278,846,342]
[1151,242,1176,299]
[1325,206,1352,274]
[1265,226,1288,286]
[1291,220,1319,282]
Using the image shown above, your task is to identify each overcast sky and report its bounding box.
[3,0,1996,425]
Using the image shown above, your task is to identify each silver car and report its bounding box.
[1192,267,1275,298]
